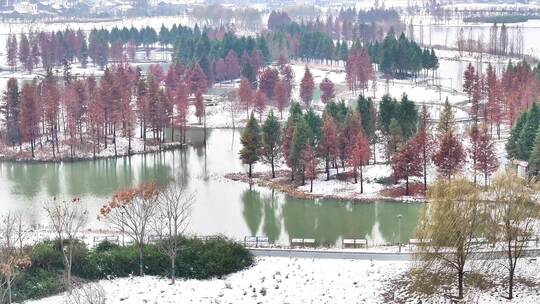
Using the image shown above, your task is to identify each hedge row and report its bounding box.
[12,236,254,302]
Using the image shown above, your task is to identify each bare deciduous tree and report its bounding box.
[44,198,88,292]
[224,90,240,130]
[99,183,158,276]
[152,181,194,284]
[0,212,32,303]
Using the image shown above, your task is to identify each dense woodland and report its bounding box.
[240,57,540,194]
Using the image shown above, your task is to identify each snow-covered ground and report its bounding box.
[25,256,540,304]
[25,257,408,304]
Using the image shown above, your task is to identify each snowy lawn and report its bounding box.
[25,256,540,304]
[26,257,409,304]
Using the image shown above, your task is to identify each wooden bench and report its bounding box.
[290,238,316,248]
[195,235,220,242]
[243,236,270,248]
[517,235,539,247]
[342,238,368,249]
[409,238,430,249]
[470,237,488,245]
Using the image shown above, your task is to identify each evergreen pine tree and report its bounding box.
[239,113,262,178]
[262,111,282,178]
[517,103,540,160]
[290,117,313,185]
[398,93,418,140]
[528,127,540,176]
[437,98,455,136]
[506,111,527,159]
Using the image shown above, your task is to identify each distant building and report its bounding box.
[513,159,528,179]
[14,1,38,14]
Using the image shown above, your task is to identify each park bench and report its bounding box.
[243,236,270,248]
[409,238,431,249]
[470,237,488,245]
[290,238,317,248]
[517,235,539,247]
[342,238,368,249]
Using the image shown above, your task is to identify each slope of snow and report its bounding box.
[25,256,540,304]
[26,257,409,304]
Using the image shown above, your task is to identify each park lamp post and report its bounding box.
[397,214,403,253]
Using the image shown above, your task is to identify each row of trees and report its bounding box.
[6,23,272,74]
[240,102,371,193]
[0,61,211,159]
[507,102,540,174]
[271,8,402,44]
[393,100,498,195]
[240,94,499,196]
[368,32,439,78]
[461,60,540,143]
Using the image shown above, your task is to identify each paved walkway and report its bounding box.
[250,248,540,261]
[250,248,412,261]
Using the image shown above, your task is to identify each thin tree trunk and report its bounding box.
[360,165,364,193]
[325,154,330,181]
[458,269,464,299]
[171,255,176,284]
[139,244,144,276]
[271,154,275,178]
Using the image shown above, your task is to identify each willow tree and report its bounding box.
[487,171,540,299]
[415,179,485,299]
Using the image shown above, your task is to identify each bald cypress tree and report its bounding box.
[239,113,262,178]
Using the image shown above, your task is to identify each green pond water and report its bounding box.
[0,128,421,246]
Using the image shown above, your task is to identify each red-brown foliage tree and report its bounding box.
[274,79,289,119]
[303,146,317,192]
[432,130,466,180]
[239,77,254,119]
[319,77,335,103]
[348,131,371,193]
[258,67,279,102]
[392,138,423,196]
[20,83,40,157]
[253,90,267,121]
[319,114,338,181]
[300,66,314,107]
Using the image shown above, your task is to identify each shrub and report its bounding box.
[94,240,119,252]
[12,269,63,302]
[175,236,254,279]
[31,239,88,271]
[74,244,168,279]
[74,237,254,280]
[30,242,63,271]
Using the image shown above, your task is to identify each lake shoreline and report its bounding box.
[0,141,187,164]
[225,170,426,204]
